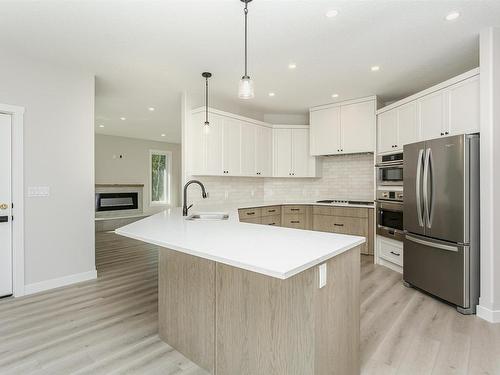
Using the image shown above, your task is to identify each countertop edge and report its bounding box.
[115,228,366,280]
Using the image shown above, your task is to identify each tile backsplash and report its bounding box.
[264,153,374,202]
[187,153,374,206]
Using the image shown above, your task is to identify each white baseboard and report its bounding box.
[476,304,500,323]
[24,269,97,295]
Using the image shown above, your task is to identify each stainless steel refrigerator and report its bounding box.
[403,134,480,314]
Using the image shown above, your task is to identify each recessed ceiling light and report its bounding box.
[268,92,275,97]
[445,11,460,21]
[161,133,166,137]
[326,9,338,18]
[120,117,126,121]
[331,94,339,98]
[371,66,380,72]
[98,124,104,128]
[288,63,297,69]
[148,107,155,111]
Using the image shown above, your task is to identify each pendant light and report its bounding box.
[202,72,212,134]
[238,0,254,99]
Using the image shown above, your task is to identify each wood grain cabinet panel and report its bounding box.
[261,205,281,217]
[283,205,306,215]
[261,214,281,226]
[238,207,262,220]
[282,214,306,229]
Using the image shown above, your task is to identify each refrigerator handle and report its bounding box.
[428,148,434,228]
[423,148,431,228]
[416,149,424,227]
[405,234,459,252]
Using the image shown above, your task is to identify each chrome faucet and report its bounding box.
[183,180,208,216]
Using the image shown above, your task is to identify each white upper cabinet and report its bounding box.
[341,100,376,154]
[418,90,445,141]
[292,129,312,177]
[377,101,419,154]
[189,112,223,175]
[273,129,293,177]
[446,75,479,136]
[309,106,341,155]
[397,101,419,147]
[240,122,256,176]
[310,97,376,156]
[222,118,241,176]
[188,109,318,178]
[376,70,479,155]
[255,126,272,177]
[377,110,398,154]
[273,127,320,178]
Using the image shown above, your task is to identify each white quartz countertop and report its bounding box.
[116,203,365,280]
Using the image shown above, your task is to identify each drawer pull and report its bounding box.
[334,223,344,227]
[246,212,255,216]
[268,209,276,213]
[291,220,300,224]
[390,251,400,256]
[268,223,276,226]
[290,208,300,211]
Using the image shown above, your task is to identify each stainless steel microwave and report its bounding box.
[376,152,403,186]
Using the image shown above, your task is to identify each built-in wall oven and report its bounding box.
[376,189,404,241]
[376,152,404,186]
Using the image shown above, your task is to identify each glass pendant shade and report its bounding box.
[238,76,254,99]
[203,121,210,135]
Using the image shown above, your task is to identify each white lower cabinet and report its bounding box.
[273,127,320,178]
[376,235,403,273]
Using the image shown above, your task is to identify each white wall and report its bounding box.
[0,54,95,290]
[95,134,182,212]
[478,27,500,323]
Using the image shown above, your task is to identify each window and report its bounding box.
[150,150,171,205]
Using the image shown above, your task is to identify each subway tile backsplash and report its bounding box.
[187,153,374,206]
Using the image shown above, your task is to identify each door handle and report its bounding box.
[415,149,424,227]
[423,148,432,229]
[0,203,8,210]
[405,234,458,252]
[0,216,9,223]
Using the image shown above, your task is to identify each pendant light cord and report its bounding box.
[205,76,209,125]
[244,1,248,78]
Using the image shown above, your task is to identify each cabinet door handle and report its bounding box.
[334,223,344,227]
[390,251,401,256]
[291,220,300,224]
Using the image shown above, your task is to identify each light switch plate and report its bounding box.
[27,186,50,197]
[318,263,327,288]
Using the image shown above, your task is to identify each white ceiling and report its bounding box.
[1,0,499,143]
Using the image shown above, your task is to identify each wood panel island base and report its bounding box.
[158,246,361,375]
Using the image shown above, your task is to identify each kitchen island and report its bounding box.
[116,204,364,375]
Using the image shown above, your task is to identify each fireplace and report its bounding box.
[95,192,139,212]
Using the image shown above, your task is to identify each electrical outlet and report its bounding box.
[318,263,327,288]
[27,186,50,197]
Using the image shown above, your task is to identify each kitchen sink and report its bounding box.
[186,212,229,221]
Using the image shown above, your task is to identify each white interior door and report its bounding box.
[0,113,12,297]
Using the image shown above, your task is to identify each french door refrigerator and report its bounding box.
[403,134,479,314]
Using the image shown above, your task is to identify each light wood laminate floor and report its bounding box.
[0,232,499,374]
